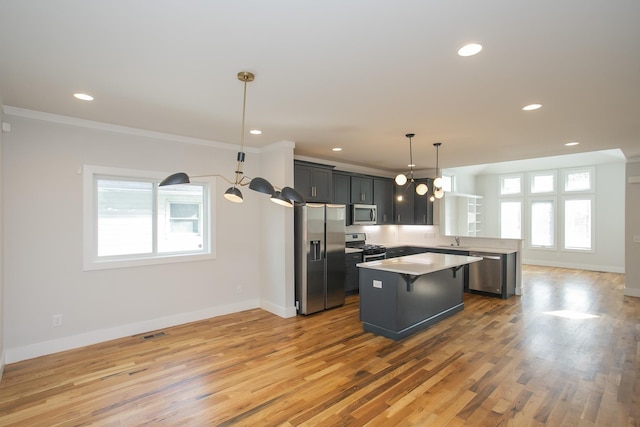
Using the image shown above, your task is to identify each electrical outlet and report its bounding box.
[52,314,63,327]
[373,280,383,289]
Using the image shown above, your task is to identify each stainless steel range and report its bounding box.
[345,233,386,262]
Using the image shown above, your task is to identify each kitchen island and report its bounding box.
[357,253,481,340]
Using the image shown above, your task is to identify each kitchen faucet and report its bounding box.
[454,236,460,246]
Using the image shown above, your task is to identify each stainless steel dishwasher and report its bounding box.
[468,252,503,295]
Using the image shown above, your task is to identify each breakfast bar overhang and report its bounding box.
[357,253,482,340]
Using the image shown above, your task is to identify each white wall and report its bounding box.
[475,162,625,273]
[0,104,5,377]
[258,142,297,317]
[2,110,293,363]
[625,159,640,297]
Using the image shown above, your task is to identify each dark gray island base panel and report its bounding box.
[359,267,465,340]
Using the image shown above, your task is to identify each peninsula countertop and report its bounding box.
[372,242,519,255]
[357,252,481,276]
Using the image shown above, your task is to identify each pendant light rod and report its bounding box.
[407,133,415,179]
[434,142,441,177]
[232,71,255,187]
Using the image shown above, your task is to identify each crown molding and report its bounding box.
[1,105,263,154]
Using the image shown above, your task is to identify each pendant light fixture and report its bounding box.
[160,71,305,207]
[432,142,444,199]
[395,133,429,196]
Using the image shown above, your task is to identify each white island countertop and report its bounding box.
[357,252,482,276]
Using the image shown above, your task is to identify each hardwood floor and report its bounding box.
[0,265,637,426]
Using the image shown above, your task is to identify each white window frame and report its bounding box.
[500,173,523,196]
[529,170,557,195]
[562,195,595,252]
[562,167,595,193]
[83,165,216,270]
[528,197,556,249]
[499,199,523,239]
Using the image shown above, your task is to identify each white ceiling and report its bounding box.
[1,1,639,172]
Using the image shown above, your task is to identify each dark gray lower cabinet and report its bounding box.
[345,252,363,294]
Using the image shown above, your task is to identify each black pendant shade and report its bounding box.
[270,191,293,207]
[159,172,190,187]
[224,186,243,203]
[280,186,306,205]
[248,177,275,195]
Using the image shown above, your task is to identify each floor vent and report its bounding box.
[142,332,166,340]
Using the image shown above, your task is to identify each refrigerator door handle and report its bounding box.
[310,240,322,261]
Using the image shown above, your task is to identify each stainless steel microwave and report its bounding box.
[352,204,377,225]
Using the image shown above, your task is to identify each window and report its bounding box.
[441,174,454,192]
[84,165,215,270]
[500,201,522,238]
[563,168,594,192]
[564,198,593,251]
[500,174,522,195]
[530,171,556,194]
[530,199,555,248]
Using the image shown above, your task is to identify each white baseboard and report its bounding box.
[624,287,640,298]
[260,300,297,318]
[522,259,624,274]
[5,300,260,364]
[0,352,5,382]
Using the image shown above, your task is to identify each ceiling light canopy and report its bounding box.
[565,141,580,146]
[457,43,483,57]
[160,71,305,208]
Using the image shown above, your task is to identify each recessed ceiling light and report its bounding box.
[73,93,94,101]
[522,103,542,111]
[332,147,342,152]
[249,129,262,135]
[457,43,483,57]
[565,141,580,146]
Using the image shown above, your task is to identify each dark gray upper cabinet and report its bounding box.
[350,176,373,204]
[333,172,352,224]
[394,183,415,224]
[414,178,434,225]
[294,161,333,203]
[333,172,351,205]
[373,178,394,224]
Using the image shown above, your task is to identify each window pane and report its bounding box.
[97,179,153,256]
[500,201,521,238]
[531,174,554,193]
[531,200,554,247]
[565,171,591,192]
[501,177,521,195]
[441,175,453,192]
[565,199,591,250]
[158,184,204,253]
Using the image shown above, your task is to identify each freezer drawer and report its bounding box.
[468,252,503,295]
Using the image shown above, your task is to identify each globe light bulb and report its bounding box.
[415,183,428,195]
[395,174,407,185]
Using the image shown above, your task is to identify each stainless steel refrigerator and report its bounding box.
[294,203,346,314]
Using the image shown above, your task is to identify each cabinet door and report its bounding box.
[294,162,333,203]
[414,178,434,225]
[311,168,333,202]
[333,172,351,205]
[394,185,414,224]
[350,176,373,204]
[373,178,394,224]
[294,164,313,201]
